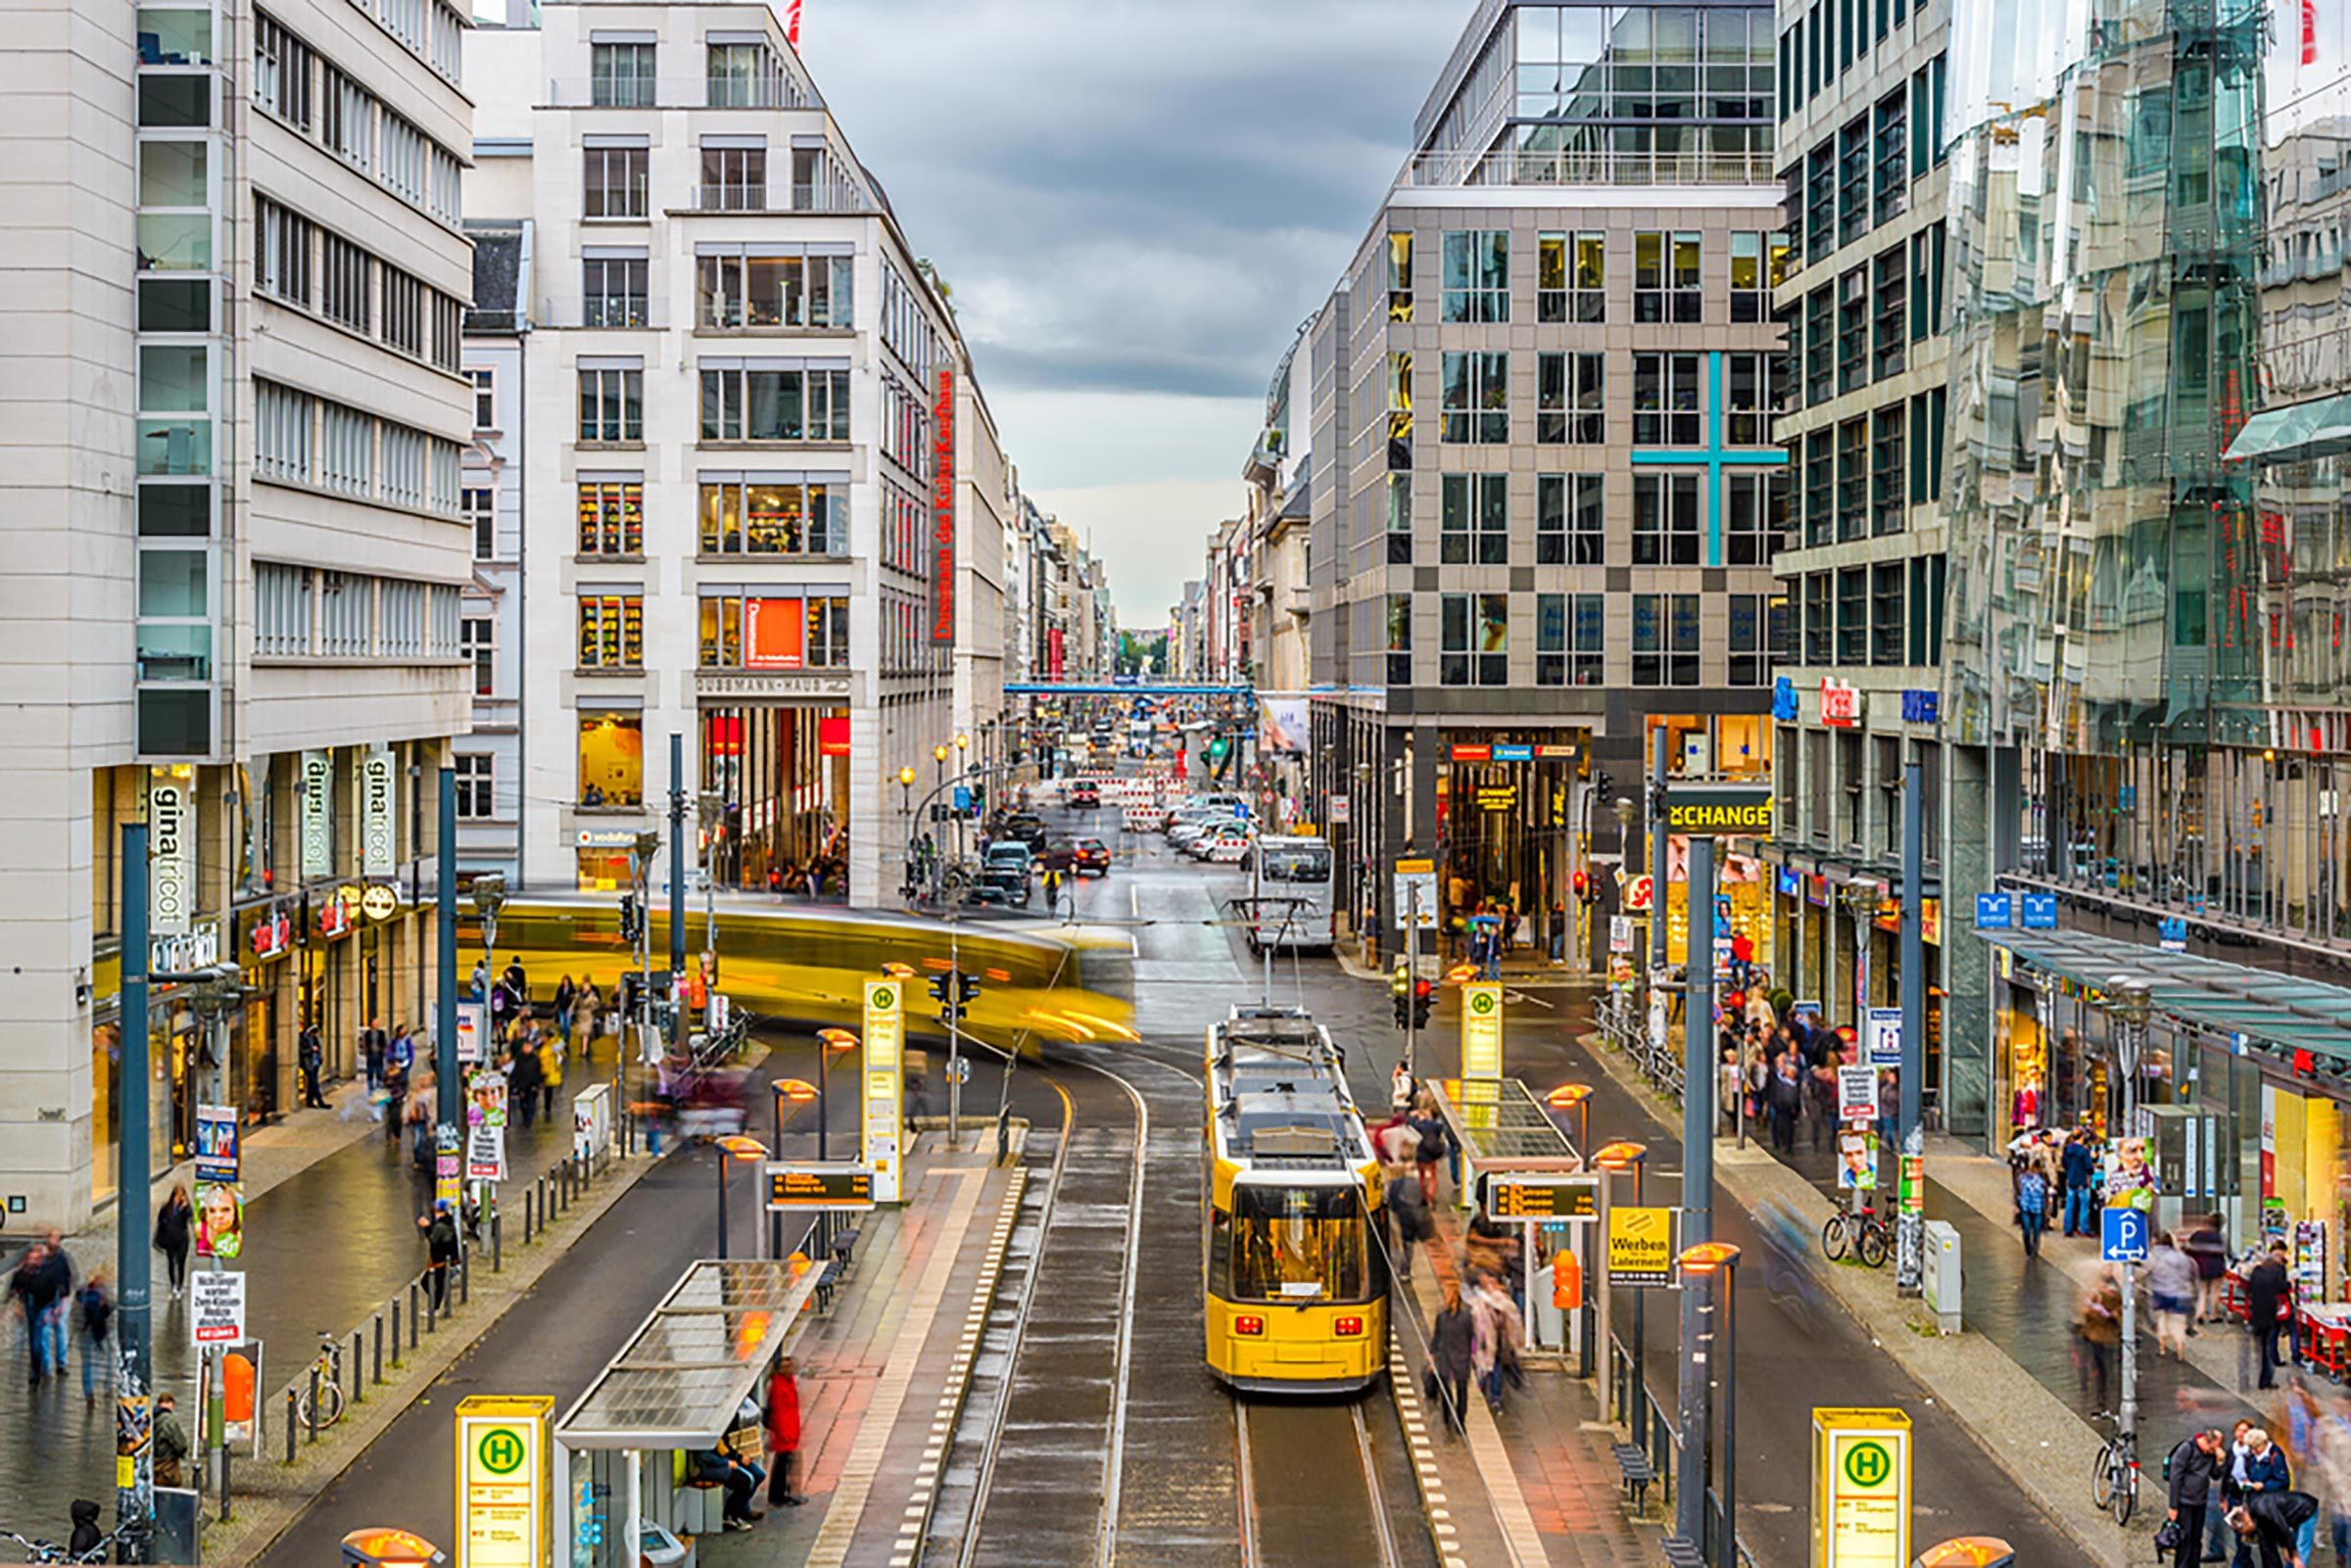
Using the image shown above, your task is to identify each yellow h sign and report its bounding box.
[1461,983,1504,1079]
[455,1396,552,1568]
[1812,1407,1911,1567]
[861,978,905,1202]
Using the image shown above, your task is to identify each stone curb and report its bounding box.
[1578,1029,2140,1568]
[197,1142,665,1568]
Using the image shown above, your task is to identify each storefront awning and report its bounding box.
[1984,926,2351,1066]
[555,1258,824,1450]
[2224,393,2351,465]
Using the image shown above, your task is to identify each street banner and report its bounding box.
[455,1396,553,1568]
[1838,1126,1879,1191]
[1608,916,1635,953]
[194,1181,244,1259]
[1812,1407,1911,1566]
[1606,1206,1676,1287]
[467,1067,509,1129]
[189,1271,246,1345]
[467,1121,507,1183]
[1865,1008,1902,1068]
[1461,983,1504,1079]
[437,1124,463,1211]
[456,1001,486,1066]
[1837,1065,1878,1121]
[195,1103,239,1185]
[861,977,904,1204]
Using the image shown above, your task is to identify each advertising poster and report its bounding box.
[195,1103,239,1185]
[194,1181,244,1259]
[1838,1126,1879,1192]
[1257,694,1310,757]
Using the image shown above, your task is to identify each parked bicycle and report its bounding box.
[4,1508,114,1565]
[1820,1195,1892,1268]
[2089,1411,2138,1525]
[295,1329,346,1430]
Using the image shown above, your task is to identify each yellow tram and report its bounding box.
[1202,1006,1388,1393]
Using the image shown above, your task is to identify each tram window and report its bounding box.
[1230,1185,1367,1302]
[1207,1209,1233,1294]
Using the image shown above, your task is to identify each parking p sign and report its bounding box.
[2101,1206,2149,1264]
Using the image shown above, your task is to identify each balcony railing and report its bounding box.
[1398,147,1779,190]
[547,76,823,111]
[679,184,877,215]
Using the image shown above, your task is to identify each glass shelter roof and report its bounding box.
[1985,927,2351,1065]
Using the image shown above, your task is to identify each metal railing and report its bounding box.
[546,76,822,112]
[1596,986,1683,1098]
[1397,146,1779,190]
[679,184,878,215]
[1607,1334,1758,1568]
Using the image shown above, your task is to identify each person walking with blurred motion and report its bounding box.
[2150,1231,2197,1357]
[2188,1211,2229,1329]
[1409,1094,1450,1209]
[74,1269,112,1402]
[2079,1267,2124,1413]
[765,1355,804,1505]
[419,1204,459,1311]
[2014,1157,2049,1260]
[509,1034,544,1131]
[155,1184,193,1300]
[2062,1131,2098,1237]
[1428,1280,1475,1438]
[298,1018,328,1109]
[2249,1242,2295,1391]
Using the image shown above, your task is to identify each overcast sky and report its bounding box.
[803,0,1447,624]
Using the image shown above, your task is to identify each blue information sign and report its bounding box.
[2021,892,2058,930]
[1973,892,2013,929]
[2101,1205,2149,1264]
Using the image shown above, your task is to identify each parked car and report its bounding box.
[984,840,1034,879]
[965,867,1031,908]
[1073,838,1113,876]
[1001,812,1050,850]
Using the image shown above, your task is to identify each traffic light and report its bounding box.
[1571,869,1590,903]
[619,971,644,1016]
[1411,978,1435,1029]
[927,973,955,1010]
[930,971,980,1025]
[1391,963,1412,1029]
[957,974,983,1008]
[1594,771,1614,802]
[618,893,643,943]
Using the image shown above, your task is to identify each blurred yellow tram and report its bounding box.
[1202,1006,1388,1393]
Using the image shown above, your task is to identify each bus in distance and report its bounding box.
[1247,834,1334,953]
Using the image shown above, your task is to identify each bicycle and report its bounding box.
[2089,1413,2138,1525]
[4,1527,114,1564]
[295,1330,346,1430]
[1821,1197,1892,1268]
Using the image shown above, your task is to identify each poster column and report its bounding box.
[861,978,905,1203]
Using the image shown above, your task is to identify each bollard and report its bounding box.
[285,1389,298,1464]
[306,1365,319,1444]
[523,1186,534,1244]
[220,1441,232,1522]
[408,1281,420,1350]
[392,1299,403,1365]
[427,1274,440,1333]
[460,1252,470,1307]
[492,1212,503,1273]
[373,1313,384,1384]
[352,1330,363,1404]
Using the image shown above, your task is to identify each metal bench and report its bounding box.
[811,1259,843,1313]
[1660,1537,1704,1568]
[831,1227,861,1280]
[1610,1443,1655,1509]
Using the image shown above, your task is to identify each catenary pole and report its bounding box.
[1895,758,1926,1295]
[1676,832,1716,1544]
[118,823,155,1561]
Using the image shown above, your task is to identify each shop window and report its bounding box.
[1440,473,1508,565]
[578,711,644,807]
[576,594,644,669]
[577,480,644,555]
[697,477,846,555]
[1808,730,1831,844]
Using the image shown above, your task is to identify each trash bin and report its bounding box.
[1921,1219,1962,1334]
[340,1527,446,1568]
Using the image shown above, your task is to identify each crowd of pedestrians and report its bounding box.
[2164,1394,2351,1568]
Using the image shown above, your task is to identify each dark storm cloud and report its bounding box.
[810,0,1444,400]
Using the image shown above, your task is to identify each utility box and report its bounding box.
[1921,1219,1962,1334]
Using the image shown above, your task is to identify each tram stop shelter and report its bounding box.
[1427,1076,1603,1360]
[554,1257,826,1568]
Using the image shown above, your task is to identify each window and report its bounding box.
[1633,353,1701,446]
[459,616,494,695]
[322,68,372,172]
[1537,352,1604,445]
[1536,231,1604,323]
[1838,117,1869,247]
[695,250,856,329]
[381,264,424,356]
[1837,265,1870,394]
[1836,417,1868,541]
[318,570,371,656]
[1632,594,1701,686]
[1803,286,1834,404]
[1726,471,1785,566]
[463,486,494,558]
[1387,231,1414,321]
[429,147,461,225]
[1537,473,1605,565]
[1836,566,1867,662]
[1803,573,1832,663]
[583,256,648,327]
[1872,247,1907,380]
[1871,406,1905,535]
[1871,562,1904,664]
[578,365,643,443]
[381,113,426,208]
[1440,473,1509,565]
[254,13,312,128]
[1535,593,1606,687]
[1908,553,1946,665]
[320,403,371,496]
[1440,351,1508,444]
[381,424,426,510]
[1803,428,1833,546]
[592,42,655,108]
[583,146,648,219]
[1873,92,1907,225]
[1907,220,1946,341]
[1908,387,1946,503]
[1384,474,1413,564]
[1439,593,1508,687]
[321,232,369,331]
[255,381,312,483]
[696,365,852,443]
[1440,230,1509,322]
[696,595,849,668]
[1633,473,1702,565]
[1725,353,1773,445]
[706,42,784,108]
[1731,230,1786,322]
[696,478,846,555]
[577,594,645,669]
[577,481,644,555]
[254,563,311,656]
[1634,231,1701,322]
[699,144,766,211]
[579,712,644,807]
[454,752,493,817]
[1385,594,1412,686]
[1386,352,1414,468]
[468,367,495,430]
[1728,593,1782,686]
[1805,144,1836,265]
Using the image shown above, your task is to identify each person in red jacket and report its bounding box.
[766,1357,803,1506]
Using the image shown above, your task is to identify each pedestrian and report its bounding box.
[1472,1272,1523,1414]
[470,957,490,1002]
[1765,1057,1800,1155]
[361,1016,388,1093]
[74,1268,112,1402]
[2015,1159,2050,1260]
[2310,1402,2351,1567]
[2078,1267,2124,1413]
[2149,1231,2197,1358]
[509,1037,544,1130]
[1409,1095,1449,1210]
[155,1184,193,1300]
[2168,1426,2229,1568]
[539,1029,561,1124]
[298,1018,327,1109]
[420,1204,460,1311]
[383,1048,410,1144]
[2249,1242,2295,1391]
[2061,1132,2098,1237]
[1804,1056,1838,1153]
[1390,1060,1415,1117]
[152,1393,189,1489]
[2217,1418,2260,1564]
[1549,900,1566,965]
[1428,1279,1476,1437]
[765,1356,803,1506]
[2188,1212,2230,1327]
[389,1022,415,1079]
[2229,1488,2319,1568]
[1719,1048,1743,1136]
[9,1242,50,1385]
[554,976,577,1048]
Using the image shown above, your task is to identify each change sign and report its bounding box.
[1661,784,1774,837]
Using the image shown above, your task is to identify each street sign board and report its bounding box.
[466,1121,507,1183]
[455,1396,552,1568]
[189,1271,245,1346]
[2021,892,2058,930]
[1972,893,2013,930]
[1661,784,1774,837]
[1813,1407,1911,1567]
[764,1164,876,1211]
[860,977,904,1204]
[1461,982,1504,1079]
[1480,1172,1599,1221]
[456,1001,486,1066]
[1606,1206,1677,1287]
[195,1103,239,1185]
[1865,1008,1902,1068]
[1393,858,1438,931]
[2100,1205,2149,1263]
[1838,1065,1879,1121]
[1609,916,1635,953]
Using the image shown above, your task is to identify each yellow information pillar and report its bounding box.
[454,1395,553,1568]
[1461,982,1504,1079]
[861,977,904,1202]
[1811,1406,1911,1567]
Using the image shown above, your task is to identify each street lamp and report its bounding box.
[1593,1141,1650,1447]
[815,1027,859,1162]
[932,744,951,905]
[712,1134,769,1260]
[953,736,971,868]
[1841,879,1880,1020]
[1678,1240,1743,1568]
[1546,1082,1594,1155]
[897,766,918,903]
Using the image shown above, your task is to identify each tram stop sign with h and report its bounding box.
[1812,1406,1911,1567]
